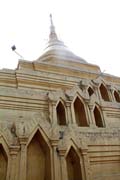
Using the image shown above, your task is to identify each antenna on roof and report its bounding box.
[11,45,24,59]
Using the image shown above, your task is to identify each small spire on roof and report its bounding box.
[49,14,58,41]
[50,14,53,26]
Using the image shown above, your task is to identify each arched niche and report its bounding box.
[114,90,120,102]
[99,83,110,101]
[88,86,94,96]
[27,129,51,180]
[56,101,66,125]
[73,96,88,127]
[66,146,83,180]
[93,105,104,127]
[0,144,8,180]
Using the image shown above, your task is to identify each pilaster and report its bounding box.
[19,136,28,180]
[9,146,20,180]
[52,102,57,126]
[58,149,68,180]
[66,101,72,124]
[81,148,90,180]
[51,140,61,180]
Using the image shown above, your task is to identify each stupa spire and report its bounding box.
[49,14,58,41]
[36,14,87,64]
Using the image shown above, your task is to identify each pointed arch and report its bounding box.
[0,144,7,180]
[66,146,83,180]
[0,134,9,180]
[73,95,88,126]
[88,86,94,97]
[56,99,66,125]
[93,104,104,127]
[0,137,8,180]
[27,128,51,180]
[114,90,120,102]
[99,83,110,101]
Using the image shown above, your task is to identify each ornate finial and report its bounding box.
[50,14,53,26]
[49,14,58,41]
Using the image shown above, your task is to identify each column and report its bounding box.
[88,104,97,128]
[81,149,90,180]
[107,85,113,102]
[9,146,20,180]
[109,88,115,102]
[66,101,72,124]
[84,99,93,127]
[59,150,68,180]
[52,102,57,126]
[51,140,61,180]
[19,137,28,180]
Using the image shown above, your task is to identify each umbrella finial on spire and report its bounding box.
[50,14,53,26]
[49,14,58,41]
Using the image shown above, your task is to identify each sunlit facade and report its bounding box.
[0,16,120,180]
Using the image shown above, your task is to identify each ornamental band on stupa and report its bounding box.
[0,15,120,180]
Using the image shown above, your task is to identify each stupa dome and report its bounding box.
[36,14,87,64]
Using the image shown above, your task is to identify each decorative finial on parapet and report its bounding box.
[49,14,58,41]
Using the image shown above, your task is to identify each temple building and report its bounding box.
[1,15,120,180]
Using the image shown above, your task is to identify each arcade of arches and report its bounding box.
[0,145,7,180]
